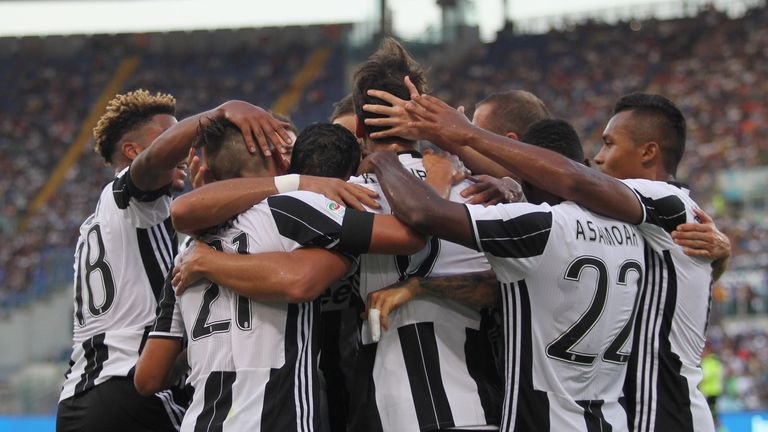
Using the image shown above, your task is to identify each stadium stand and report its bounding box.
[0,2,766,417]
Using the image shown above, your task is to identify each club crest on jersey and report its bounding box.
[326,200,345,217]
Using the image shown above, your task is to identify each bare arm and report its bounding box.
[366,271,499,330]
[173,244,351,303]
[171,176,379,235]
[134,338,183,396]
[132,100,292,193]
[369,151,476,249]
[402,94,643,224]
[366,86,643,224]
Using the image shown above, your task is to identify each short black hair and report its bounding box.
[613,93,686,176]
[521,119,584,163]
[476,90,551,137]
[352,37,427,143]
[194,117,269,180]
[330,94,355,122]
[288,123,361,179]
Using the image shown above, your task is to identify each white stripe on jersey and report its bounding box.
[500,283,521,432]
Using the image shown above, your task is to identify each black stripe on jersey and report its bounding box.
[137,227,168,302]
[465,325,503,426]
[636,193,687,234]
[653,250,695,432]
[398,322,455,430]
[193,371,236,432]
[152,272,178,334]
[262,302,323,432]
[507,280,550,432]
[74,333,108,395]
[269,195,343,249]
[111,168,171,209]
[576,400,613,432]
[347,343,384,432]
[475,212,552,259]
[73,241,86,326]
[624,245,655,430]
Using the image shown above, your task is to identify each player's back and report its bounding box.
[349,152,501,431]
[153,191,352,432]
[620,179,715,432]
[61,168,175,400]
[466,200,645,432]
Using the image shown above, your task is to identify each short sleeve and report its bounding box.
[465,202,553,274]
[112,167,172,228]
[620,178,689,234]
[149,272,184,340]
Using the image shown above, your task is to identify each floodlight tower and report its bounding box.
[436,0,475,43]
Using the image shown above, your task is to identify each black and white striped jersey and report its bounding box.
[61,167,177,403]
[150,191,359,432]
[466,200,645,432]
[620,179,715,432]
[348,152,502,432]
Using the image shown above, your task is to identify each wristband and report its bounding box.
[274,174,300,194]
[369,308,381,342]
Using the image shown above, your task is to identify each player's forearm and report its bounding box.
[464,128,643,224]
[196,249,347,303]
[370,153,475,249]
[134,338,183,396]
[455,146,513,179]
[171,178,278,235]
[418,271,500,310]
[711,257,728,281]
[132,107,222,192]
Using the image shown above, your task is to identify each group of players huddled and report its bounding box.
[55,38,732,432]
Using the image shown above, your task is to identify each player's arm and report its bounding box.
[362,84,515,180]
[131,100,292,193]
[171,176,379,235]
[134,338,183,396]
[370,89,643,224]
[368,151,476,249]
[367,271,499,330]
[135,274,185,396]
[173,244,352,303]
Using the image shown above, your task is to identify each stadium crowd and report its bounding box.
[0,2,767,422]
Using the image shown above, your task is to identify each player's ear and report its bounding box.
[639,141,660,164]
[121,141,143,161]
[505,131,519,141]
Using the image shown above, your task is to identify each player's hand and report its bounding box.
[363,278,423,331]
[403,92,478,153]
[187,147,212,189]
[217,100,293,157]
[364,76,423,141]
[172,241,212,295]
[462,175,524,206]
[423,149,469,199]
[671,208,731,260]
[299,176,380,210]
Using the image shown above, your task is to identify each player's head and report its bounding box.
[473,90,551,139]
[195,117,279,181]
[519,119,584,205]
[595,92,686,180]
[93,89,177,170]
[330,94,357,134]
[287,123,361,180]
[352,37,427,146]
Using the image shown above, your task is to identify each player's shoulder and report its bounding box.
[620,178,691,200]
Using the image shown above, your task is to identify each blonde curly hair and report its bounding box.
[93,89,176,164]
